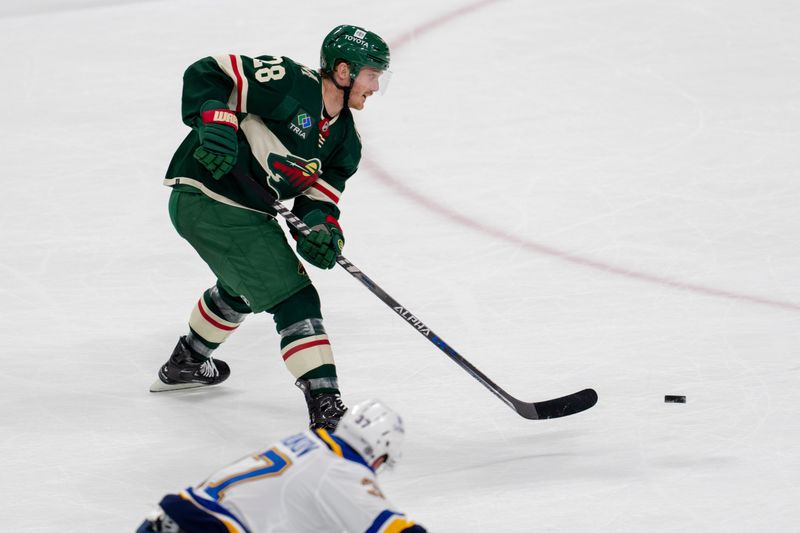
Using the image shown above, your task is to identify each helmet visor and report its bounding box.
[356,67,393,96]
[377,69,392,95]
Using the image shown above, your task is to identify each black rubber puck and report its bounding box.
[664,395,686,403]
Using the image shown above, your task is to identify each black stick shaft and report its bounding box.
[235,172,596,420]
[270,198,523,414]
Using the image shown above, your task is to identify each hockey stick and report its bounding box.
[238,174,597,419]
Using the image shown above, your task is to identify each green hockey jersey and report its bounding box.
[164,54,362,220]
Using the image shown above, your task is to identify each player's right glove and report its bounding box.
[296,210,345,270]
[193,100,239,180]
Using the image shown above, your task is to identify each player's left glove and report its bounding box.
[296,210,344,270]
[193,100,239,180]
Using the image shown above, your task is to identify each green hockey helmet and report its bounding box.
[320,24,391,81]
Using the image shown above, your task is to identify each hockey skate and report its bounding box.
[296,379,347,430]
[149,337,230,392]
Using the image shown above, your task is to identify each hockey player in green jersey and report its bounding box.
[150,25,392,430]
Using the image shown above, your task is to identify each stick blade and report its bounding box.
[512,388,598,420]
[149,379,214,392]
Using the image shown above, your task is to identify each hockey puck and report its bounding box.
[664,395,686,403]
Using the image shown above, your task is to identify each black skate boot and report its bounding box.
[149,336,230,392]
[295,378,347,430]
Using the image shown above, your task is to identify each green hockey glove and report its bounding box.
[296,210,345,270]
[193,100,239,180]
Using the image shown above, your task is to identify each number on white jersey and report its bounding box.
[202,448,293,499]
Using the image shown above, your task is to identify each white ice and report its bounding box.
[1,0,799,531]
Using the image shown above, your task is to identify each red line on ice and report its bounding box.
[364,0,800,312]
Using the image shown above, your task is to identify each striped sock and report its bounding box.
[185,284,250,361]
[279,318,338,395]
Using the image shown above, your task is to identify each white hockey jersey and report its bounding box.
[157,428,418,533]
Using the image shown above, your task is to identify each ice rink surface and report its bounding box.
[2,0,799,531]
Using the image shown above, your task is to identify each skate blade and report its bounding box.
[149,379,217,392]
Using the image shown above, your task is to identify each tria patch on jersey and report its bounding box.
[266,153,322,199]
[288,109,313,139]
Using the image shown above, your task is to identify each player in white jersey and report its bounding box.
[137,399,426,533]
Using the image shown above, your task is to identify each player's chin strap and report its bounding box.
[329,64,354,108]
[333,79,352,109]
[342,84,352,108]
